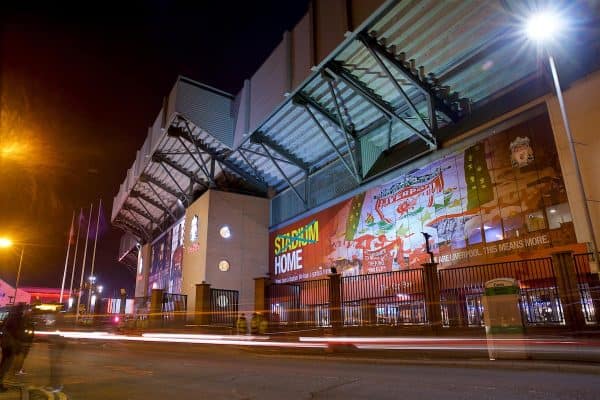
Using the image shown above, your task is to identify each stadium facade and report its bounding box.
[112,0,600,326]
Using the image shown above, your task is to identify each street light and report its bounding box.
[524,10,599,258]
[0,237,25,303]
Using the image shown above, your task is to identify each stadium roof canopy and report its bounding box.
[112,0,600,264]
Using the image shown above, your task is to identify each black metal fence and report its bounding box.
[439,258,563,327]
[210,288,239,326]
[341,269,426,326]
[267,279,330,327]
[162,293,187,323]
[574,253,600,324]
[266,253,600,330]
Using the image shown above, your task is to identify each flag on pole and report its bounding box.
[88,203,108,239]
[68,214,77,245]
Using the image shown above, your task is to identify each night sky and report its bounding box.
[0,1,308,297]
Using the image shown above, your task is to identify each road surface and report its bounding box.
[2,339,599,399]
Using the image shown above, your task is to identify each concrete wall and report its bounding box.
[546,70,600,254]
[134,244,151,298]
[181,192,211,311]
[204,191,269,312]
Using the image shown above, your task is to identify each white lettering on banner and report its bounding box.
[274,249,303,275]
[439,234,550,264]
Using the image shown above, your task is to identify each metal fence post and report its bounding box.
[195,283,212,325]
[551,251,586,330]
[149,288,164,328]
[422,262,442,330]
[254,277,270,315]
[329,272,342,329]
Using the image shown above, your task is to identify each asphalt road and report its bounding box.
[2,340,600,400]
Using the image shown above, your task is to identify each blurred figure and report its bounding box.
[0,304,25,391]
[250,312,259,335]
[46,312,66,392]
[13,306,34,375]
[236,313,247,335]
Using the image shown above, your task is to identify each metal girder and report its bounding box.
[169,125,268,193]
[139,174,177,222]
[152,152,207,189]
[357,32,459,123]
[302,104,360,183]
[326,61,436,149]
[130,189,169,215]
[238,146,298,167]
[236,148,268,181]
[139,173,180,200]
[359,34,432,135]
[295,91,355,138]
[123,203,157,225]
[258,142,306,207]
[325,79,361,179]
[157,162,190,203]
[114,217,148,241]
[250,131,309,171]
[173,135,214,185]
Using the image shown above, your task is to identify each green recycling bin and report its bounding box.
[482,278,527,360]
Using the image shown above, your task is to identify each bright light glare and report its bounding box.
[0,238,13,248]
[525,11,563,42]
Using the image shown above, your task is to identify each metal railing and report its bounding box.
[162,293,187,323]
[341,269,426,326]
[210,288,239,326]
[439,258,563,327]
[573,253,599,324]
[267,279,330,327]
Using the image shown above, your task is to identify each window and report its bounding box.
[218,260,230,272]
[219,225,231,239]
[546,203,572,229]
[190,215,199,242]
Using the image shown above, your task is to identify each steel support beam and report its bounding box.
[131,189,169,214]
[236,148,268,182]
[359,34,432,135]
[174,136,213,184]
[238,146,297,167]
[170,125,267,192]
[303,104,360,183]
[152,155,195,203]
[139,174,177,222]
[258,143,306,207]
[123,203,157,225]
[153,153,207,189]
[326,62,436,149]
[114,217,149,241]
[357,32,459,123]
[325,79,361,179]
[135,197,158,227]
[140,174,180,200]
[250,131,309,171]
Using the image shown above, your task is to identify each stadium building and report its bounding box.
[112,0,600,329]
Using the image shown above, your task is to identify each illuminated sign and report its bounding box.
[273,220,319,275]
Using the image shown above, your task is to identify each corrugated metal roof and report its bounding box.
[113,0,600,239]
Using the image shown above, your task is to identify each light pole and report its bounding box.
[0,238,25,303]
[525,10,599,258]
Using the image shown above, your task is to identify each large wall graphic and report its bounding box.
[269,114,579,283]
[148,219,185,293]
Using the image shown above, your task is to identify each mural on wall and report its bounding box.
[269,114,578,283]
[148,218,185,294]
[148,231,172,292]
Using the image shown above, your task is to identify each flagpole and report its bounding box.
[59,211,75,304]
[88,199,102,312]
[68,208,83,310]
[76,203,93,323]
